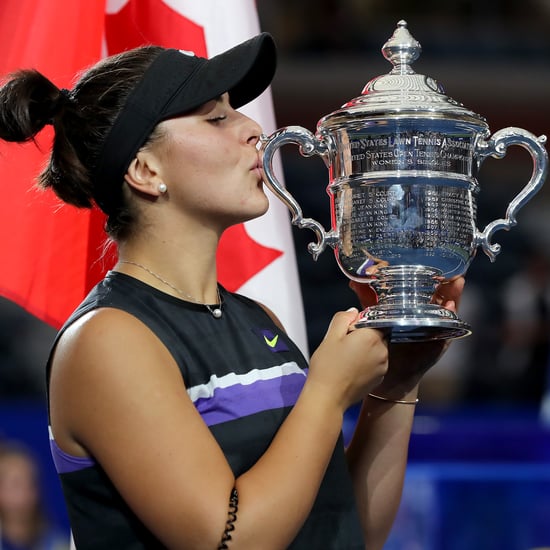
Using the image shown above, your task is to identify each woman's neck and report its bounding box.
[115,235,220,303]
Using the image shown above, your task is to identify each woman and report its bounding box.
[0,33,463,549]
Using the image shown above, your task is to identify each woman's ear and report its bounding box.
[124,151,163,197]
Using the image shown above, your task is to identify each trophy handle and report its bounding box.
[260,126,337,260]
[475,128,548,261]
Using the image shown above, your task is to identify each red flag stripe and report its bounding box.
[0,0,107,328]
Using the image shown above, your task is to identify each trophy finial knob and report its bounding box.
[382,20,421,74]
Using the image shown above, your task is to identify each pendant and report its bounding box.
[211,307,222,319]
[207,305,223,318]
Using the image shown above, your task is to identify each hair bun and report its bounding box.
[0,69,66,141]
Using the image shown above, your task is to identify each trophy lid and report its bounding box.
[319,20,487,129]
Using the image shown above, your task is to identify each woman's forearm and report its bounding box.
[346,389,418,550]
[230,381,345,549]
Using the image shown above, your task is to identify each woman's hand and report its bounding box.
[430,275,465,313]
[349,276,466,398]
[308,309,389,411]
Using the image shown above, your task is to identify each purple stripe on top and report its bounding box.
[194,370,307,427]
[49,432,96,474]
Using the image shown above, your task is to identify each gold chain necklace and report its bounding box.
[119,261,223,319]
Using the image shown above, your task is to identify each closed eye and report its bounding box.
[208,115,227,124]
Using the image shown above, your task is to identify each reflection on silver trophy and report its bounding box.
[261,20,548,342]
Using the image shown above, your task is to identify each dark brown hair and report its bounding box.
[0,46,164,240]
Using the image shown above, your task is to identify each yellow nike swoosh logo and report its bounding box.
[264,334,279,348]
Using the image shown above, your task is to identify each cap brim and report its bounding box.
[163,32,276,118]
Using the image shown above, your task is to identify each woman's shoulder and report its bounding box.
[49,301,183,455]
[56,305,164,369]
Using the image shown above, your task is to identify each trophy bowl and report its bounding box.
[261,20,548,342]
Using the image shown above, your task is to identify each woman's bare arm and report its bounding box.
[346,277,465,549]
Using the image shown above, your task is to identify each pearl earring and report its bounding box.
[158,183,167,194]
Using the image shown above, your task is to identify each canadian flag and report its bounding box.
[0,0,308,355]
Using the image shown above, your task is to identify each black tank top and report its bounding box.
[47,271,364,549]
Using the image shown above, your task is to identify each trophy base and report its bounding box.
[354,304,472,342]
[354,265,471,342]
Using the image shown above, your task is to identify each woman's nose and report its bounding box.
[242,115,262,145]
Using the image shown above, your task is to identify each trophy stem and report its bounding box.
[355,265,471,342]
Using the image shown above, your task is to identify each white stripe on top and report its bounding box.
[187,361,305,403]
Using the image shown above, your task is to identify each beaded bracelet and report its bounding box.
[218,488,239,549]
[368,392,419,405]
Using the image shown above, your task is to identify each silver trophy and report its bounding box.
[261,20,548,342]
